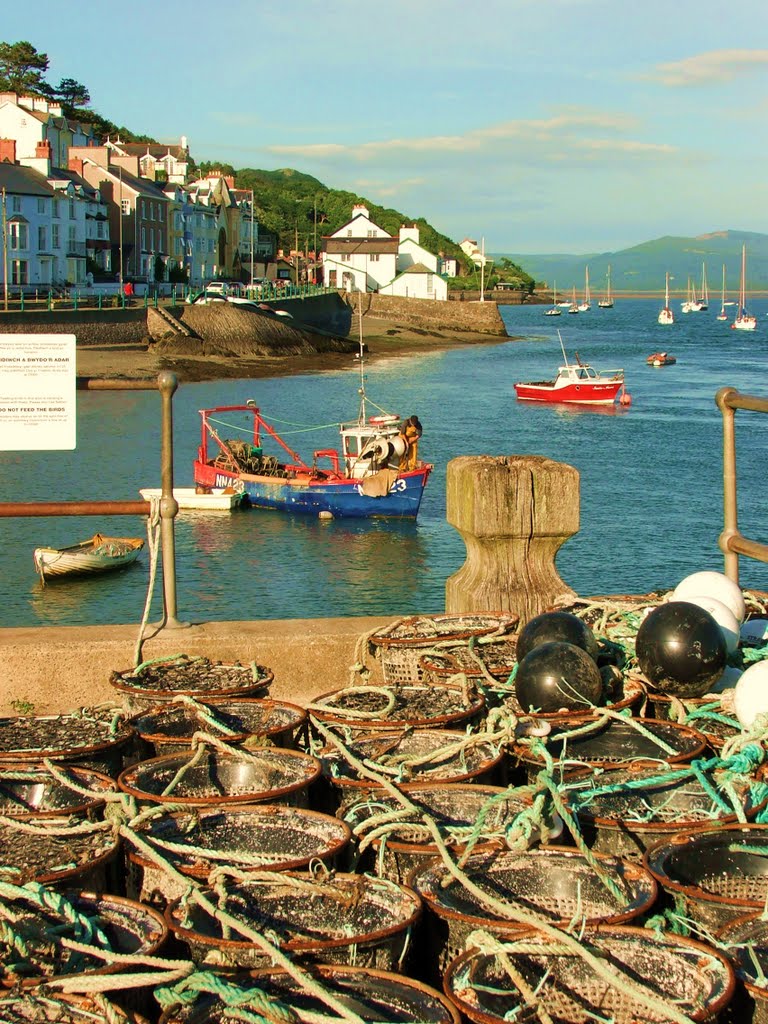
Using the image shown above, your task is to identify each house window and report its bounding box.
[69,199,76,219]
[37,198,46,214]
[9,222,28,250]
[11,260,28,285]
[141,227,146,249]
[347,229,352,237]
[341,254,350,262]
[367,230,375,237]
[370,254,379,262]
[150,228,155,251]
[52,199,60,218]
[68,226,76,249]
[96,221,105,238]
[38,225,47,250]
[52,223,60,248]
[427,274,434,294]
[121,199,130,216]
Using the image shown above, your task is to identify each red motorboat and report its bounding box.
[514,332,628,406]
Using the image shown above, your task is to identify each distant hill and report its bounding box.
[495,230,768,295]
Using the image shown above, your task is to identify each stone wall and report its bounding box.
[0,308,150,345]
[346,293,506,335]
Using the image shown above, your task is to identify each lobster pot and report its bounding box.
[567,763,768,858]
[444,925,734,1024]
[0,992,148,1024]
[643,691,740,752]
[309,683,485,736]
[0,710,134,777]
[128,697,307,757]
[164,872,421,972]
[419,637,518,691]
[0,889,166,1014]
[157,964,460,1024]
[411,846,657,981]
[0,816,119,891]
[321,729,504,809]
[503,672,645,720]
[126,805,352,907]
[0,762,116,820]
[368,614,518,684]
[717,913,768,1024]
[340,783,540,884]
[644,824,768,932]
[509,715,708,782]
[117,747,321,809]
[110,655,273,714]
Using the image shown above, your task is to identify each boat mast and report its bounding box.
[356,291,367,424]
[557,329,568,364]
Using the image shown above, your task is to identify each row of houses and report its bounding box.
[0,91,466,299]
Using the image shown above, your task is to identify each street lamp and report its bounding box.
[250,189,255,292]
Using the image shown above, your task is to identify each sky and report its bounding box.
[4,0,768,254]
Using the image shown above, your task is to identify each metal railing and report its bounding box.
[716,386,768,582]
[0,372,185,629]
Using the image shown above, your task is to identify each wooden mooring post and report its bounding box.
[445,455,579,623]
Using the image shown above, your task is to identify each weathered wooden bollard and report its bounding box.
[445,455,579,623]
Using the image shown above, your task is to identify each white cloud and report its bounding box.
[648,49,768,87]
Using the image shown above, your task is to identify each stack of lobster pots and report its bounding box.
[1,581,768,1024]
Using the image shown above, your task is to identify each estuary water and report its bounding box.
[1,297,767,629]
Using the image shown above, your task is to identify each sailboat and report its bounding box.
[732,244,757,331]
[681,277,703,313]
[568,285,579,313]
[597,265,614,308]
[577,267,591,311]
[658,272,674,325]
[545,281,562,316]
[699,262,709,311]
[717,264,728,321]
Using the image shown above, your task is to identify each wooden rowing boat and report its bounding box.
[33,534,144,583]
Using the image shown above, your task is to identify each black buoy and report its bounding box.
[515,641,604,714]
[516,611,600,664]
[635,601,727,698]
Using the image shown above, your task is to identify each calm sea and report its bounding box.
[1,297,767,629]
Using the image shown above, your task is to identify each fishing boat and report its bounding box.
[658,273,674,325]
[577,267,591,311]
[717,264,728,321]
[647,352,676,366]
[544,281,562,316]
[732,244,757,331]
[192,327,432,518]
[514,331,627,406]
[597,265,614,308]
[33,535,144,583]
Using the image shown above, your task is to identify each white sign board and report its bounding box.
[0,334,76,451]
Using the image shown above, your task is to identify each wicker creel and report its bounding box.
[717,912,768,1024]
[309,682,485,732]
[110,654,273,713]
[368,613,518,684]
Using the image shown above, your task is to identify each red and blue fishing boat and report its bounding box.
[193,358,432,518]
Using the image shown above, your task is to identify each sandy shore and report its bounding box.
[76,316,511,383]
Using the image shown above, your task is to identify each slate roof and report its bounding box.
[324,237,399,255]
[0,163,55,196]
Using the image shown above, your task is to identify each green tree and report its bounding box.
[0,40,49,94]
[54,77,90,109]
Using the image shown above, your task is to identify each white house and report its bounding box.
[0,92,98,170]
[106,136,190,185]
[322,204,398,292]
[397,225,438,273]
[380,262,447,301]
[460,237,490,267]
[0,146,59,288]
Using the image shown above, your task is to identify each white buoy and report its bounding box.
[680,595,740,655]
[318,511,334,520]
[733,661,768,728]
[672,571,746,624]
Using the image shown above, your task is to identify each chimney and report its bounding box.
[36,140,51,159]
[0,138,17,164]
[69,155,84,177]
